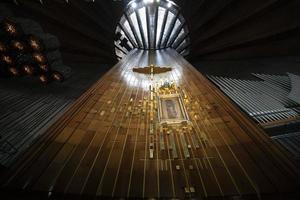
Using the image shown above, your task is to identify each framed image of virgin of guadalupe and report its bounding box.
[158,94,189,124]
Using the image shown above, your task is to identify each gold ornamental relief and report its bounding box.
[132,64,172,75]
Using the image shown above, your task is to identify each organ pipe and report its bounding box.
[208,74,300,125]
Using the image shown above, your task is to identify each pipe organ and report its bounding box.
[272,132,300,158]
[208,73,300,125]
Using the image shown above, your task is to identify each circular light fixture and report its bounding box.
[167,2,172,8]
[115,0,190,60]
[144,0,154,3]
[131,2,137,8]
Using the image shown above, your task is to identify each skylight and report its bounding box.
[114,0,190,60]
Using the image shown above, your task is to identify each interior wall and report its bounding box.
[193,56,300,79]
[3,1,120,67]
[0,63,110,167]
[178,0,300,62]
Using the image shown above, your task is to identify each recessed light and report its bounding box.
[131,2,137,8]
[144,0,154,4]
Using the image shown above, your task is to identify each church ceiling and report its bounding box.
[3,0,300,65]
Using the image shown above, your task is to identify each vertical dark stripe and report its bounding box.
[174,32,189,50]
[178,42,189,55]
[115,44,127,55]
[146,6,151,49]
[153,5,159,50]
[125,12,142,48]
[168,22,185,47]
[135,9,147,49]
[162,11,180,48]
[118,23,137,48]
[157,9,168,49]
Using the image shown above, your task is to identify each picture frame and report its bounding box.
[157,93,189,124]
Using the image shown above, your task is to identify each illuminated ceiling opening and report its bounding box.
[114,0,190,60]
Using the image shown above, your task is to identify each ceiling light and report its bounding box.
[144,0,153,4]
[167,2,172,8]
[115,0,189,59]
[131,2,137,8]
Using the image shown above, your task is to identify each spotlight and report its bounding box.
[12,40,24,51]
[2,55,13,64]
[52,71,64,82]
[40,64,49,72]
[23,65,34,75]
[29,38,42,50]
[131,2,137,8]
[8,67,19,76]
[144,0,154,4]
[39,74,49,84]
[167,2,172,8]
[5,23,17,35]
[33,53,46,63]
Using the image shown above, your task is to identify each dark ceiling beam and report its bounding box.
[191,0,286,58]
[146,6,151,49]
[162,10,180,48]
[64,39,113,61]
[62,52,112,64]
[191,25,300,58]
[191,0,236,32]
[174,32,189,50]
[191,29,300,61]
[178,43,189,55]
[191,0,280,47]
[135,10,147,49]
[157,9,169,49]
[71,0,114,35]
[125,12,143,48]
[62,47,113,58]
[53,0,113,41]
[114,44,127,55]
[95,0,115,22]
[190,0,300,56]
[118,23,137,48]
[13,3,115,62]
[189,0,211,19]
[168,22,185,47]
[55,0,116,57]
[61,44,115,62]
[152,6,159,49]
[22,1,113,50]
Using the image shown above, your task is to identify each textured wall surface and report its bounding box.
[0,63,110,167]
[192,56,300,79]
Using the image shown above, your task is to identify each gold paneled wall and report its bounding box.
[2,49,299,199]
